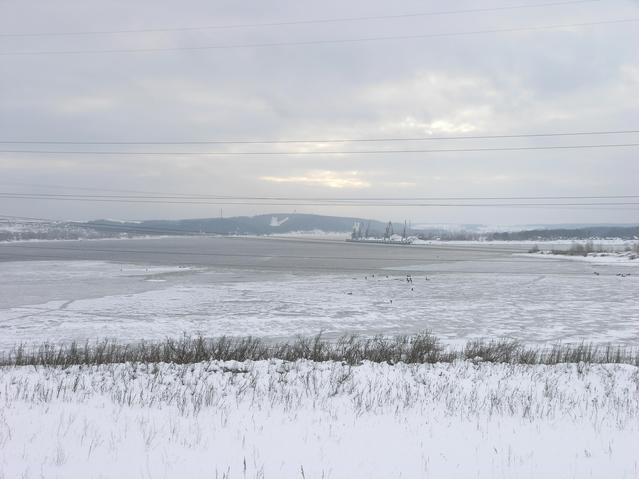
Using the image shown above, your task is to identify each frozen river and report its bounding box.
[0,235,530,272]
[0,236,638,349]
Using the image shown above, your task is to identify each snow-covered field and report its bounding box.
[1,257,638,349]
[2,360,638,479]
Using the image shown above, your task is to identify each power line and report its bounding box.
[2,18,636,56]
[2,193,639,208]
[2,192,639,201]
[2,129,638,145]
[0,182,177,195]
[1,182,638,203]
[0,0,603,38]
[1,143,638,156]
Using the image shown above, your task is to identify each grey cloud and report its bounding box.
[1,0,638,224]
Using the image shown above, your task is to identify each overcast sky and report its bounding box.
[1,0,638,225]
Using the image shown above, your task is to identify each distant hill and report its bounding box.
[85,215,639,241]
[2,214,638,242]
[85,214,398,236]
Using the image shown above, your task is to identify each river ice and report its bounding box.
[1,257,637,349]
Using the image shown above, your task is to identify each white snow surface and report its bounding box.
[1,360,638,479]
[1,259,639,349]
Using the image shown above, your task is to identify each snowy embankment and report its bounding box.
[412,238,634,247]
[2,360,638,478]
[521,250,639,266]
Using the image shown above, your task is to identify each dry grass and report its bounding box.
[2,333,637,367]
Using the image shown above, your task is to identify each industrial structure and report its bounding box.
[348,220,413,244]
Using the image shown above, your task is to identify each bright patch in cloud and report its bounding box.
[260,171,370,189]
[395,116,477,134]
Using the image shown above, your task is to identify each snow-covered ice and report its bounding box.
[1,259,638,349]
